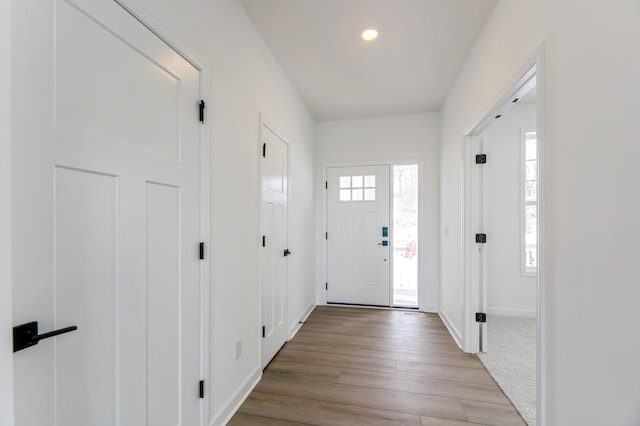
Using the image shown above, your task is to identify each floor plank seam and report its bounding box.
[247,390,430,424]
[264,369,514,409]
[257,374,513,419]
[230,306,526,426]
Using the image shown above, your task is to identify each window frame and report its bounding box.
[521,130,538,276]
[338,174,376,202]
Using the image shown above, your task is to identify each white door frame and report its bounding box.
[461,45,546,424]
[258,115,290,369]
[1,0,13,422]
[6,1,211,423]
[322,160,425,309]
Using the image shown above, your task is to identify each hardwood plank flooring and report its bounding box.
[229,306,525,425]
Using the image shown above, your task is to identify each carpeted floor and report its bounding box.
[477,315,536,425]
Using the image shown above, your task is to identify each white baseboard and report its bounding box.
[487,307,536,318]
[420,304,438,313]
[438,309,463,350]
[289,301,315,339]
[210,367,261,426]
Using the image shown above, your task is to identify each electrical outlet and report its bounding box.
[235,339,242,360]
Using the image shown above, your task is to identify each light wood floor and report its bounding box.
[228,306,525,426]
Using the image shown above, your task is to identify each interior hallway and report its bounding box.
[230,306,525,425]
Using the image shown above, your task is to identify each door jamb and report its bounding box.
[461,44,546,424]
[1,0,13,422]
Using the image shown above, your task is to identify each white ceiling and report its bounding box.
[238,0,497,121]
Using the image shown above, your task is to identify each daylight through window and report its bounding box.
[522,131,537,274]
[339,175,376,201]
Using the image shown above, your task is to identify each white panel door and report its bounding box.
[326,165,391,306]
[12,1,202,425]
[260,123,289,369]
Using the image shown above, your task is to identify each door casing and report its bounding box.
[460,45,546,424]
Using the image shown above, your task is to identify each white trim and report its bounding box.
[487,307,536,318]
[288,301,315,340]
[438,310,463,350]
[520,129,538,277]
[421,304,438,314]
[461,44,546,426]
[463,66,537,136]
[210,367,261,426]
[114,0,207,71]
[0,0,13,422]
[535,44,547,426]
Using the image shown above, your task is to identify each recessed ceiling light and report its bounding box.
[361,26,379,41]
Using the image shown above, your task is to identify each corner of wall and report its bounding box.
[438,308,463,350]
[289,299,315,340]
[210,367,261,426]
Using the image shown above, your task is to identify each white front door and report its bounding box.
[12,1,202,424]
[326,165,391,306]
[260,123,289,369]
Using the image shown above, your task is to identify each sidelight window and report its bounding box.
[522,131,537,275]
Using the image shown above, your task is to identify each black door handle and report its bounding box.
[13,321,78,353]
[283,249,291,256]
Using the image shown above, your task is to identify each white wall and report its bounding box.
[0,0,13,424]
[439,0,640,423]
[315,113,440,312]
[110,0,317,424]
[484,102,536,317]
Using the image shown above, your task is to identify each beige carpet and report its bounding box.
[477,315,536,425]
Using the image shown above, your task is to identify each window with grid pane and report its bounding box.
[339,175,376,201]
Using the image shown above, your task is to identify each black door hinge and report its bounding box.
[325,232,328,240]
[262,143,266,158]
[199,380,204,398]
[476,313,487,323]
[199,100,205,123]
[199,242,205,260]
[475,154,487,164]
[325,181,328,189]
[262,326,266,338]
[325,282,328,290]
[475,233,487,244]
[262,235,266,247]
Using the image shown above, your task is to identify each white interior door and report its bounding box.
[12,1,202,424]
[260,123,289,369]
[326,165,391,306]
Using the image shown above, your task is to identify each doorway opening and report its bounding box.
[462,52,545,424]
[392,164,418,308]
[475,85,537,425]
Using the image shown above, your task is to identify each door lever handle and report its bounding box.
[13,321,78,353]
[377,241,389,246]
[283,249,291,256]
